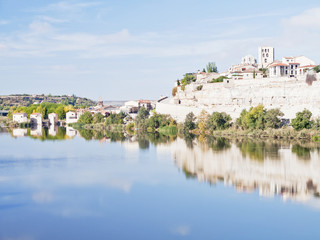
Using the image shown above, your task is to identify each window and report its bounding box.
[262,49,264,52]
[291,70,293,74]
[265,59,267,63]
[266,53,269,57]
[262,53,265,57]
[291,65,293,69]
[295,65,298,68]
[286,70,288,74]
[295,71,297,75]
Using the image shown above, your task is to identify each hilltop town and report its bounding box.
[157,46,320,122]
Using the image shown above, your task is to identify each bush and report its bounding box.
[93,112,105,124]
[172,87,177,96]
[159,126,178,136]
[210,76,228,83]
[196,85,203,91]
[183,112,196,134]
[207,112,231,131]
[78,112,93,124]
[291,109,314,130]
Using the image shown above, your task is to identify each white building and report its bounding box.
[258,46,274,68]
[66,111,83,124]
[48,113,58,125]
[12,113,28,123]
[241,55,257,65]
[30,113,42,126]
[269,55,316,78]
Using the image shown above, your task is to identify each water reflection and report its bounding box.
[4,127,320,203]
[169,137,320,202]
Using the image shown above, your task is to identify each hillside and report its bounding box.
[0,94,96,110]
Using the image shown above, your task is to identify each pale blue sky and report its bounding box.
[1,0,320,100]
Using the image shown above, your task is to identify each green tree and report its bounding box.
[291,109,314,130]
[313,65,320,73]
[207,112,231,131]
[93,112,105,124]
[55,106,66,120]
[78,111,93,124]
[181,74,196,87]
[264,108,284,129]
[237,105,265,129]
[183,112,196,134]
[135,107,150,130]
[206,62,218,73]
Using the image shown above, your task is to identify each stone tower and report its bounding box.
[258,46,274,68]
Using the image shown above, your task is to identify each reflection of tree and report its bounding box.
[206,137,231,152]
[184,133,195,149]
[105,130,125,142]
[237,140,281,161]
[26,127,67,141]
[292,144,311,161]
[79,129,93,140]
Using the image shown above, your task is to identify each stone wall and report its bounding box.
[157,74,320,122]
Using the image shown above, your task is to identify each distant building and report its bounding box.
[30,113,43,126]
[258,46,274,68]
[12,128,27,137]
[48,113,58,125]
[66,111,83,124]
[241,55,257,65]
[12,112,28,123]
[269,55,315,78]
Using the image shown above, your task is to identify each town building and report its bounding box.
[12,112,28,123]
[66,111,83,124]
[258,46,274,68]
[30,113,43,126]
[48,113,58,125]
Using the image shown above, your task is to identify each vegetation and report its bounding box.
[206,62,218,73]
[196,85,203,91]
[314,65,320,73]
[105,112,126,125]
[183,112,196,134]
[180,74,196,90]
[210,76,228,83]
[236,105,284,130]
[291,109,314,131]
[7,102,75,120]
[259,68,268,77]
[207,112,231,131]
[78,112,94,124]
[172,86,178,96]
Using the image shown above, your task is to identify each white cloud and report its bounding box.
[32,192,54,203]
[172,225,190,236]
[37,15,68,23]
[282,8,320,29]
[0,20,9,25]
[29,1,101,12]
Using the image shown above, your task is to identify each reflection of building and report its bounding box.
[169,138,320,203]
[13,113,28,123]
[48,113,58,125]
[12,128,27,137]
[49,124,58,136]
[30,113,42,126]
[66,127,78,137]
[30,125,42,136]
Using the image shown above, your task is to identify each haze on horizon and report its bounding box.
[1,0,320,100]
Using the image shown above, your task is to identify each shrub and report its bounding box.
[183,112,196,134]
[78,112,93,124]
[196,85,203,91]
[210,76,228,83]
[291,109,314,130]
[264,108,284,129]
[172,87,177,96]
[207,112,231,131]
[159,126,178,136]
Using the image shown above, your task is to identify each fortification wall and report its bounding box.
[157,74,320,122]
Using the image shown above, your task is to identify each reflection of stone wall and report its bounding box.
[169,138,320,202]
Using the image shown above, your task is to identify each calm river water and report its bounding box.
[1,127,320,239]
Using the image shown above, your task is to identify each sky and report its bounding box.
[1,0,320,100]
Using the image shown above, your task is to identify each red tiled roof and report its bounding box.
[269,63,288,67]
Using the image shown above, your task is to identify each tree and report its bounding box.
[291,109,314,130]
[184,112,196,134]
[264,109,284,129]
[237,105,265,129]
[197,110,209,134]
[135,107,150,130]
[202,68,206,73]
[181,74,196,87]
[207,112,231,131]
[55,106,66,120]
[93,112,105,124]
[78,111,93,124]
[313,65,320,73]
[206,62,218,73]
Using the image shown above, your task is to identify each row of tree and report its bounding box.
[183,105,320,133]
